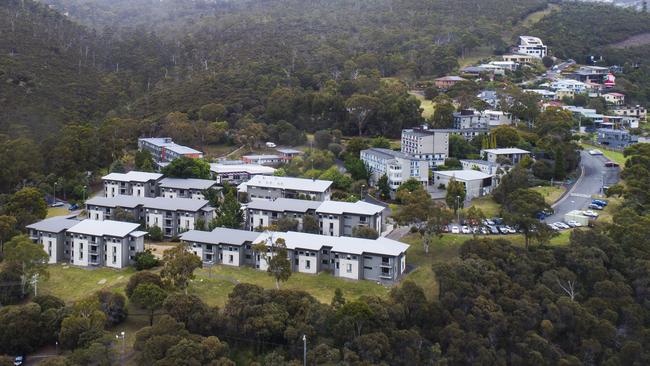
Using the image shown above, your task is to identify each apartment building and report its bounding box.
[102,171,163,198]
[27,218,146,269]
[26,215,79,263]
[246,198,385,236]
[85,196,215,237]
[316,200,385,237]
[241,154,284,166]
[237,175,333,202]
[181,229,409,283]
[247,198,321,231]
[158,178,218,200]
[597,128,639,149]
[400,128,449,167]
[610,105,647,122]
[516,36,547,58]
[360,148,428,191]
[453,110,513,130]
[138,137,203,169]
[210,162,276,185]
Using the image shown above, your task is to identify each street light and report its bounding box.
[82,185,87,203]
[302,334,307,366]
[53,182,58,205]
[361,184,366,199]
[116,331,126,362]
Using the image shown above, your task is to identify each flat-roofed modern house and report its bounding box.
[181,229,409,283]
[597,128,639,149]
[210,162,276,185]
[502,53,536,64]
[401,127,449,167]
[158,178,218,200]
[516,36,547,58]
[480,148,531,165]
[102,171,163,198]
[27,217,146,268]
[26,215,79,263]
[360,148,429,191]
[85,196,215,237]
[138,137,203,169]
[316,200,385,237]
[247,198,321,231]
[433,170,494,200]
[276,148,303,160]
[237,175,333,202]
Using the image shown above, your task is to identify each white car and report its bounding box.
[583,210,599,218]
[451,226,460,234]
[461,226,471,234]
[566,220,579,228]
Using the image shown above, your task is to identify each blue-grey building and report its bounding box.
[596,128,638,149]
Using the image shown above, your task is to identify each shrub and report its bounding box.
[134,249,160,270]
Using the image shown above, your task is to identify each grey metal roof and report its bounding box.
[181,228,261,246]
[316,200,384,216]
[67,219,141,237]
[102,171,163,183]
[138,138,202,155]
[361,148,422,161]
[238,175,333,193]
[86,196,210,212]
[247,198,321,213]
[183,228,409,256]
[26,216,79,233]
[159,178,217,190]
[210,163,276,175]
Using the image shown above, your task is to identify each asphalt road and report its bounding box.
[545,150,620,223]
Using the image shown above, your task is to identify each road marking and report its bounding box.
[570,193,591,198]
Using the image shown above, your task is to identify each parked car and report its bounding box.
[498,226,509,234]
[451,226,460,234]
[461,226,471,234]
[592,199,608,207]
[583,210,599,218]
[566,221,578,228]
[68,203,79,211]
[588,203,604,210]
[14,356,25,366]
[480,227,489,235]
[486,219,495,226]
[492,217,504,225]
[50,201,64,207]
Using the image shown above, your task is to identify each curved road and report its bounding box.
[545,150,620,223]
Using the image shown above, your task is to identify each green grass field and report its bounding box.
[468,196,501,217]
[531,185,566,205]
[47,207,70,218]
[581,142,628,167]
[408,92,435,119]
[41,264,135,303]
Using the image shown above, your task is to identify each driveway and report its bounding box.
[545,150,619,223]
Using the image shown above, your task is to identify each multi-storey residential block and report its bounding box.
[453,110,513,129]
[597,128,639,149]
[247,198,321,231]
[360,148,428,191]
[316,200,385,237]
[401,128,449,167]
[85,196,216,237]
[102,171,163,198]
[26,215,79,263]
[237,175,333,202]
[138,137,203,169]
[181,229,409,283]
[516,36,547,58]
[210,162,276,185]
[610,105,647,122]
[27,218,146,268]
[158,178,218,199]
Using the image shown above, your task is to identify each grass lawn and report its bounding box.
[593,195,623,224]
[190,265,389,307]
[408,92,435,119]
[47,207,70,218]
[468,196,501,217]
[41,264,136,303]
[531,185,566,205]
[581,142,628,167]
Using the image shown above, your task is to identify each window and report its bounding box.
[295,259,299,265]
[228,255,234,263]
[322,250,328,255]
[364,266,372,270]
[346,264,352,273]
[305,260,311,269]
[364,256,372,260]
[322,259,328,264]
[335,262,339,269]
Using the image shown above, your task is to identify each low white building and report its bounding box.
[182,228,409,283]
[102,171,163,198]
[27,218,146,268]
[480,148,531,165]
[360,148,429,191]
[158,178,218,200]
[433,170,495,200]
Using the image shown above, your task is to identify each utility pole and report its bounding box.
[82,185,87,203]
[456,195,461,223]
[302,334,307,366]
